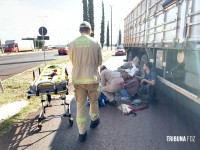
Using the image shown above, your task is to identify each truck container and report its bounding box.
[4,39,34,52]
[124,0,200,102]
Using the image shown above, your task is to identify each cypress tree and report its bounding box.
[106,21,110,49]
[82,0,88,21]
[118,29,122,45]
[88,0,94,37]
[100,1,105,48]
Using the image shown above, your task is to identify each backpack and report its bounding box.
[87,92,108,107]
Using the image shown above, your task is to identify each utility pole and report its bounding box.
[110,5,112,51]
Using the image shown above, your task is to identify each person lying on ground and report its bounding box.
[117,56,141,76]
[100,65,124,106]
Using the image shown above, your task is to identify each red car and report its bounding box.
[58,47,69,55]
[115,45,126,56]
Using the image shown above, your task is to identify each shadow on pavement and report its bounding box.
[0,93,199,150]
[0,115,39,150]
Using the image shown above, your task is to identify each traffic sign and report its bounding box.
[37,36,50,40]
[39,26,47,36]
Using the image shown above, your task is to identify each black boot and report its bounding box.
[108,100,117,106]
[79,131,87,142]
[90,118,100,129]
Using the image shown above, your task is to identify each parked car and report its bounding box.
[58,47,69,55]
[47,47,53,50]
[115,45,126,56]
[44,46,53,51]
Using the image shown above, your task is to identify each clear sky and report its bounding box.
[0,0,140,46]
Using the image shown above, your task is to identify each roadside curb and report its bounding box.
[0,101,28,123]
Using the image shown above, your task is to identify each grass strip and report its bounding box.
[0,50,113,136]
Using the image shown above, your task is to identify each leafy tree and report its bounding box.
[88,0,94,37]
[100,1,105,48]
[106,21,110,49]
[34,39,44,49]
[118,29,122,45]
[82,0,88,21]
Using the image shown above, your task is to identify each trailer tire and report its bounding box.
[140,54,148,78]
[127,50,133,61]
[145,48,153,60]
[140,54,148,67]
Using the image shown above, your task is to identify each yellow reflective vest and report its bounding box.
[69,34,102,84]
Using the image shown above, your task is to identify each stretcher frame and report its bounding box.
[26,64,73,130]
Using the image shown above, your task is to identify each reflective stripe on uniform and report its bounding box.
[76,117,87,123]
[73,78,99,84]
[97,86,100,92]
[89,113,99,118]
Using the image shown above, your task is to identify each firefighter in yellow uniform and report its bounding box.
[68,21,102,142]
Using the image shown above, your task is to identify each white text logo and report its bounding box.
[166,136,195,142]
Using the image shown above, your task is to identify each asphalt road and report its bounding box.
[0,55,199,150]
[0,50,66,80]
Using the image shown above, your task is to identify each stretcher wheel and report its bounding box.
[47,94,51,101]
[36,90,39,96]
[38,122,42,130]
[54,89,58,94]
[69,117,73,127]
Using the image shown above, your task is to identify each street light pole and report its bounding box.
[110,5,112,51]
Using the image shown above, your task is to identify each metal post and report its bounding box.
[34,37,36,51]
[38,16,47,66]
[110,5,113,51]
[0,39,3,54]
[42,28,46,66]
[163,51,167,79]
